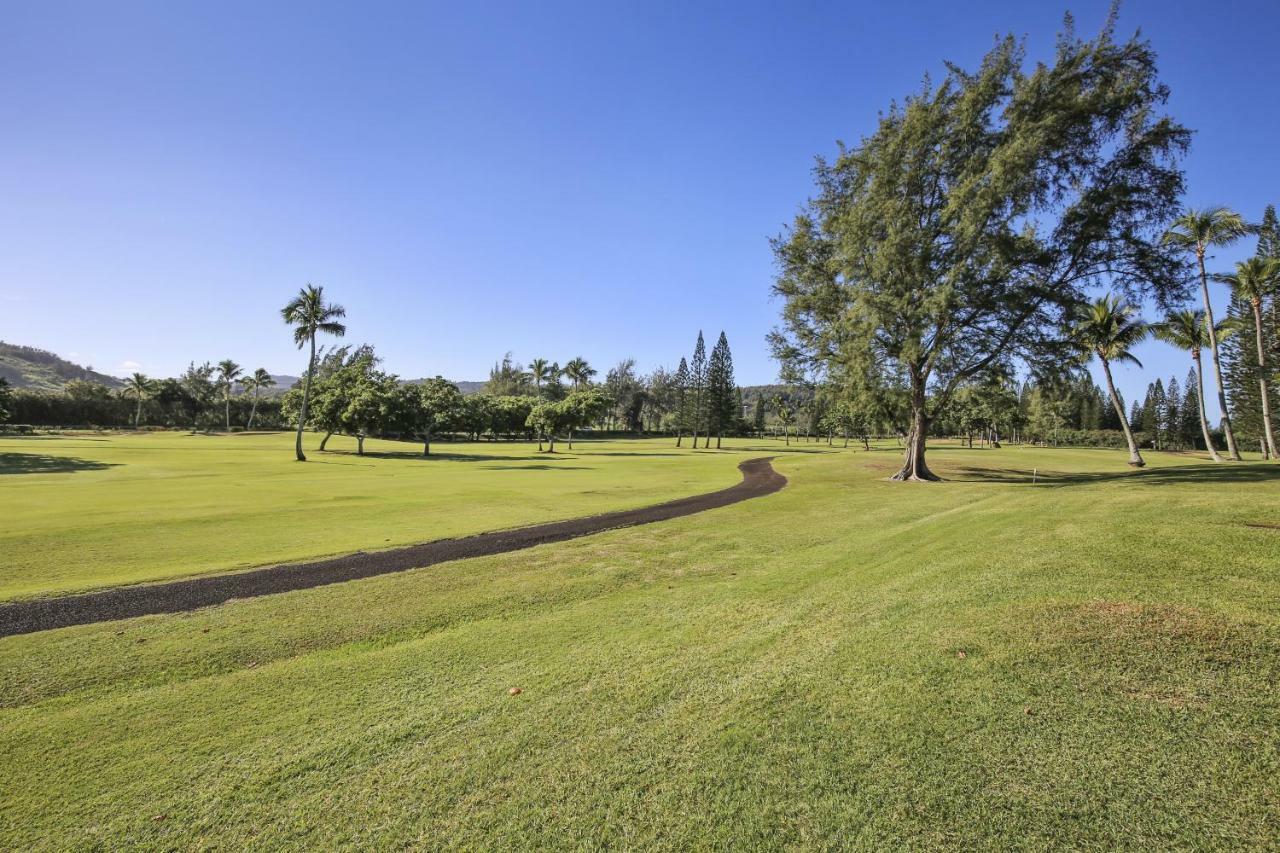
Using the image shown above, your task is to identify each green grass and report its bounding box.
[0,431,763,600]
[1,438,1277,849]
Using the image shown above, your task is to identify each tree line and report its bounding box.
[271,284,752,460]
[0,362,281,431]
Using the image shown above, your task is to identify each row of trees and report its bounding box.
[0,363,283,430]
[769,14,1277,479]
[275,286,751,459]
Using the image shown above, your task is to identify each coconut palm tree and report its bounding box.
[529,358,552,394]
[216,360,242,432]
[1150,309,1236,462]
[563,357,596,388]
[1070,295,1149,467]
[281,284,347,461]
[1212,257,1280,459]
[240,368,276,430]
[1164,207,1252,460]
[122,372,158,429]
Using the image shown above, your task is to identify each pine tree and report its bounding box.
[673,358,690,447]
[705,332,737,448]
[1129,399,1143,433]
[1180,367,1201,448]
[689,332,707,449]
[1222,292,1264,443]
[1164,375,1181,449]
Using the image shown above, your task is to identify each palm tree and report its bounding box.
[122,372,157,429]
[216,360,242,432]
[281,284,347,461]
[1164,207,1252,460]
[1212,257,1280,459]
[1151,309,1235,462]
[239,368,276,430]
[563,357,596,388]
[1071,295,1149,467]
[529,358,552,394]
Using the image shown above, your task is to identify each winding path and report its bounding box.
[0,457,785,638]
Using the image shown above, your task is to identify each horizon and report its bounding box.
[4,1,1279,416]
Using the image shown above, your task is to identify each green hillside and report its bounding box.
[0,342,122,392]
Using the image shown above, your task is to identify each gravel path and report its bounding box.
[0,457,785,637]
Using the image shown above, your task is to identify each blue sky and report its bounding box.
[2,1,1277,415]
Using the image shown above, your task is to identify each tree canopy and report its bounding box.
[770,15,1190,479]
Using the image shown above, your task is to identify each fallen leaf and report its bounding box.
[508,687,523,696]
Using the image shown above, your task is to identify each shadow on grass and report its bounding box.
[0,453,118,475]
[951,463,1280,487]
[483,464,593,471]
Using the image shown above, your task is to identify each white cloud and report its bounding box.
[114,360,143,375]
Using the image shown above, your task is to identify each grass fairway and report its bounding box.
[0,431,765,600]
[1,440,1278,848]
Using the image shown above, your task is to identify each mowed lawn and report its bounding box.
[1,439,1278,849]
[0,431,762,600]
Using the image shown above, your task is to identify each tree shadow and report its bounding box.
[482,464,593,471]
[951,463,1280,487]
[0,453,118,475]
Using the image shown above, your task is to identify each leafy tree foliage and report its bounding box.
[771,17,1189,479]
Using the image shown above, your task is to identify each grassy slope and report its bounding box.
[0,432,759,600]
[1,440,1277,849]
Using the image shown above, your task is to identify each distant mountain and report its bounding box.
[403,378,486,395]
[0,342,124,392]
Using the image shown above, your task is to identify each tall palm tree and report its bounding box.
[240,368,276,430]
[281,284,347,461]
[1151,309,1235,462]
[1214,257,1280,458]
[1071,295,1149,467]
[216,360,242,432]
[1164,207,1252,460]
[563,357,596,388]
[529,358,552,394]
[122,372,157,429]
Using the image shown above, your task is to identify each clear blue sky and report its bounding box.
[2,1,1277,415]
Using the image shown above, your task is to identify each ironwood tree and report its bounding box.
[770,15,1189,480]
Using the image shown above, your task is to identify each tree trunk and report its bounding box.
[134,398,143,429]
[1100,356,1145,467]
[890,382,940,481]
[862,434,870,451]
[1250,299,1279,459]
[676,429,682,448]
[422,426,432,456]
[891,374,940,481]
[784,428,789,446]
[1189,354,1223,461]
[225,393,231,433]
[319,430,334,451]
[295,336,315,461]
[1199,251,1241,459]
[247,389,260,430]
[716,432,722,449]
[357,433,365,456]
[547,433,556,453]
[567,428,573,450]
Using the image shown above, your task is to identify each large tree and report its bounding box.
[240,368,276,430]
[216,360,242,432]
[1213,257,1280,458]
[688,332,707,449]
[706,332,737,448]
[770,17,1189,480]
[410,377,464,456]
[1152,309,1231,460]
[1163,207,1251,460]
[281,285,347,461]
[122,372,158,429]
